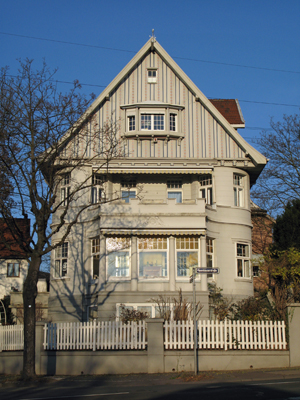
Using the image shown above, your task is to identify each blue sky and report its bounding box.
[1,0,299,152]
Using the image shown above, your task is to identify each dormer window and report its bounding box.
[147,69,157,83]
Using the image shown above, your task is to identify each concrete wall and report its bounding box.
[3,307,300,376]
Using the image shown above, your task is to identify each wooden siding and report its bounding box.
[73,51,246,161]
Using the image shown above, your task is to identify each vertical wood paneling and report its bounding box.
[73,51,246,161]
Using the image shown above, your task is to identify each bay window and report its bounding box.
[138,237,168,279]
[107,237,130,278]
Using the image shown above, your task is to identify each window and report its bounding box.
[55,243,68,277]
[199,174,213,205]
[167,180,182,203]
[121,179,136,203]
[128,115,135,131]
[206,239,214,278]
[176,237,199,277]
[91,238,100,279]
[147,69,157,83]
[116,303,172,320]
[61,173,70,206]
[92,173,104,204]
[233,174,244,207]
[169,113,177,131]
[236,243,250,278]
[7,263,20,277]
[141,114,164,131]
[138,237,168,279]
[253,264,259,277]
[107,237,130,278]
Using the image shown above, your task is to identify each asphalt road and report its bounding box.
[2,369,300,400]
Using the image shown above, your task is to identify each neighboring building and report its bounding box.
[48,37,267,322]
[251,201,274,290]
[0,218,30,299]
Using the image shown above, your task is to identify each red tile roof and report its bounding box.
[0,218,30,259]
[209,99,245,126]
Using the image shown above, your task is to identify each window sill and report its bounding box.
[107,277,131,281]
[52,277,70,281]
[138,277,169,281]
[234,278,252,282]
[122,131,184,140]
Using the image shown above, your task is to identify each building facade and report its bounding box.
[48,38,267,322]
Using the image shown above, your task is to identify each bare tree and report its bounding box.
[251,112,300,216]
[0,59,123,378]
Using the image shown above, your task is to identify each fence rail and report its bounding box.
[164,320,287,350]
[0,324,24,351]
[44,320,147,351]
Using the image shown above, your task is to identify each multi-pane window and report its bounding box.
[55,243,68,277]
[199,174,213,205]
[176,237,199,277]
[121,179,136,203]
[91,238,100,279]
[138,237,168,279]
[61,173,70,206]
[92,173,104,204]
[128,116,135,131]
[169,114,176,131]
[233,174,244,207]
[206,239,214,278]
[236,243,250,278]
[7,263,20,277]
[147,69,157,83]
[141,114,164,131]
[107,237,130,278]
[167,180,182,203]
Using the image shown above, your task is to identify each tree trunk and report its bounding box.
[22,256,40,379]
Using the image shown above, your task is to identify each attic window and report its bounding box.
[147,69,157,83]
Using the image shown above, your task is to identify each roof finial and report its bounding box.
[150,29,156,43]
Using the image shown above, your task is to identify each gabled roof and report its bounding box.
[0,218,30,259]
[209,99,245,127]
[77,38,267,168]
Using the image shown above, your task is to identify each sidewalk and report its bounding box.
[1,367,300,387]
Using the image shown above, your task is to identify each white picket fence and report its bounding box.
[164,320,287,350]
[0,319,287,352]
[0,324,24,351]
[44,320,147,351]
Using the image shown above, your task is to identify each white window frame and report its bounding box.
[206,238,214,279]
[236,243,251,278]
[116,303,177,320]
[54,243,68,278]
[121,179,137,203]
[141,114,165,131]
[169,113,177,132]
[147,69,157,83]
[233,173,244,207]
[199,174,213,205]
[176,237,200,279]
[61,173,70,206]
[138,237,168,280]
[106,237,131,280]
[128,115,136,131]
[167,180,182,203]
[91,238,100,279]
[91,173,104,204]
